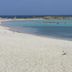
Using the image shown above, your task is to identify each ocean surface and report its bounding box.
[1,19,72,40]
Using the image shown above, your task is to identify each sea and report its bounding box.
[0,15,72,40]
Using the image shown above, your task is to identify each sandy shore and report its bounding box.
[0,18,43,24]
[0,23,72,72]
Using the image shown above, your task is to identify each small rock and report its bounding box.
[62,51,67,55]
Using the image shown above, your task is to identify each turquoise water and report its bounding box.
[1,19,72,40]
[2,20,72,27]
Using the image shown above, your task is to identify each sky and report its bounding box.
[0,0,72,15]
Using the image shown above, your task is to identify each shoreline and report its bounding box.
[0,23,71,42]
[0,18,72,41]
[0,19,72,71]
[0,18,43,22]
[0,24,71,41]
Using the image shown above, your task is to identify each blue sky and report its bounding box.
[0,0,72,15]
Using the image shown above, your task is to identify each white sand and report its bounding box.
[0,26,72,72]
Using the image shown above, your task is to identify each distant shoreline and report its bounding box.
[0,15,72,20]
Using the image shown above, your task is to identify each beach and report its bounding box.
[0,20,72,72]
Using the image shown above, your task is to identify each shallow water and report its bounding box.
[1,19,72,40]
